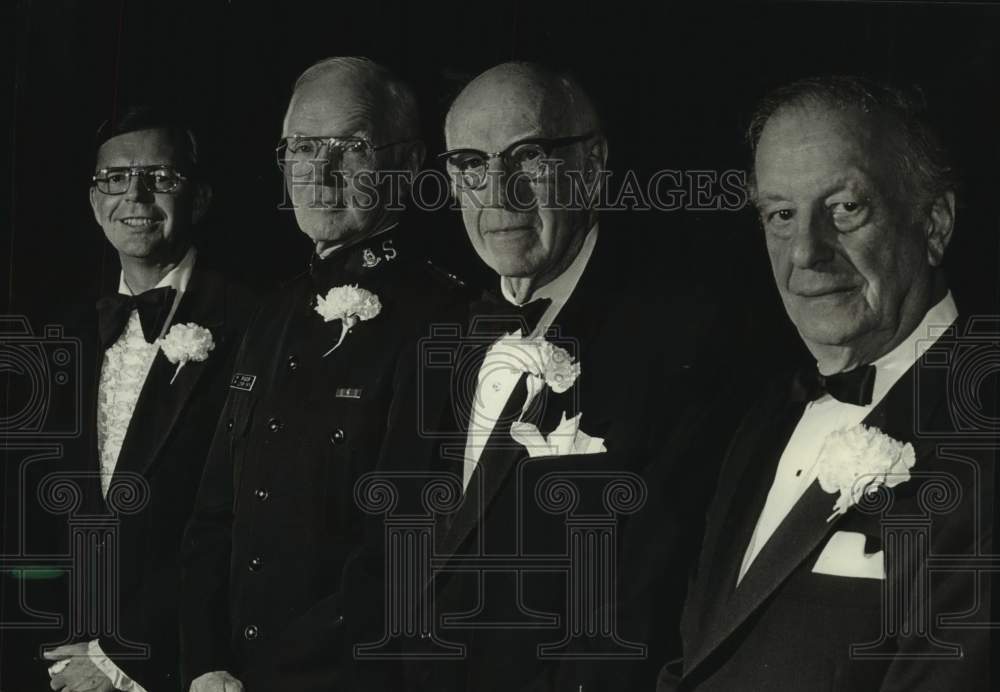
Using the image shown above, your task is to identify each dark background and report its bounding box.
[3,0,999,365]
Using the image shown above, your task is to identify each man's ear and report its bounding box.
[581,136,609,203]
[925,190,955,267]
[587,136,608,176]
[192,182,213,225]
[90,185,104,230]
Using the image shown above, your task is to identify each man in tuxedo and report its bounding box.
[9,106,255,692]
[666,76,995,691]
[388,61,715,692]
[180,57,467,692]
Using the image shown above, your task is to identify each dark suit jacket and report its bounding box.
[377,227,725,692]
[179,225,469,691]
[1,262,254,691]
[665,316,996,692]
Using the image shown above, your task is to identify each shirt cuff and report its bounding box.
[86,639,149,692]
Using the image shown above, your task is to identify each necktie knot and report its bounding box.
[470,294,553,336]
[97,286,177,348]
[796,364,877,406]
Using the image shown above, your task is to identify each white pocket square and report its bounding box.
[812,530,885,580]
[510,412,607,458]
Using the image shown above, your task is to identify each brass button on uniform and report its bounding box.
[226,419,234,431]
[267,417,282,432]
[330,428,346,445]
[243,625,259,640]
[254,488,269,501]
[249,556,263,572]
[287,355,299,371]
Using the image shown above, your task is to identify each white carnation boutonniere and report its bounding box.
[158,323,216,384]
[485,331,581,420]
[816,424,916,522]
[314,284,382,356]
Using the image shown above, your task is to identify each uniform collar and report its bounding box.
[308,223,404,291]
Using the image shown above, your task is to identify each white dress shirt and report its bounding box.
[461,225,599,490]
[87,246,196,691]
[737,292,958,585]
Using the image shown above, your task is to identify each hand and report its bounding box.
[190,670,244,692]
[43,643,114,692]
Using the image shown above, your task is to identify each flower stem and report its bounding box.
[322,322,351,358]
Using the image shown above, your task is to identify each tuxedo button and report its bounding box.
[330,428,346,445]
[243,625,259,640]
[248,556,263,572]
[266,417,282,432]
[287,355,299,371]
[254,488,269,501]
[226,419,234,431]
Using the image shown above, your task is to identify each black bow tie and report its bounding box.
[797,364,877,406]
[470,295,553,336]
[96,286,177,348]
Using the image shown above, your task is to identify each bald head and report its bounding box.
[445,62,600,143]
[283,56,419,144]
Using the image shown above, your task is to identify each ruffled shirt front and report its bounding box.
[95,248,195,498]
[87,248,195,692]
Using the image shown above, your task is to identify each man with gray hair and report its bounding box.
[664,76,994,691]
[180,57,465,691]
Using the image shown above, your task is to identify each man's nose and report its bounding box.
[122,174,154,202]
[789,209,835,269]
[315,150,347,188]
[478,158,534,211]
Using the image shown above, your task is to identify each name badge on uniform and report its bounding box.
[336,387,362,399]
[231,373,257,391]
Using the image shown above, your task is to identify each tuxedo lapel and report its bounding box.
[111,268,226,485]
[687,338,952,674]
[441,233,620,558]
[442,372,534,557]
[683,383,806,669]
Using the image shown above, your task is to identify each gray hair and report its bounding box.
[746,75,957,205]
[283,56,420,142]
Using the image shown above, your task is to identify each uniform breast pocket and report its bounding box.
[228,395,258,510]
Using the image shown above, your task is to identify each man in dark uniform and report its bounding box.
[0,106,255,692]
[180,57,466,692]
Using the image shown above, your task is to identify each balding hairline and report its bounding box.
[445,62,601,139]
[282,56,420,143]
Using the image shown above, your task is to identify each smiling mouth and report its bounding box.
[484,226,533,234]
[796,285,859,298]
[119,217,160,228]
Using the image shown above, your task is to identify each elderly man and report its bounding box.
[665,76,994,691]
[387,61,716,692]
[180,57,465,691]
[16,106,255,692]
